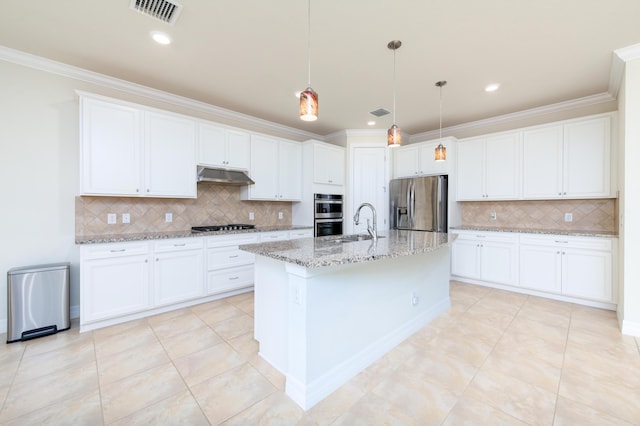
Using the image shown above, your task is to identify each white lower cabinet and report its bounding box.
[80,242,151,324]
[206,234,259,295]
[451,231,518,285]
[152,238,204,307]
[451,230,615,306]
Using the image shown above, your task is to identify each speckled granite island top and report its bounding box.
[239,230,453,269]
[449,226,618,238]
[75,225,313,244]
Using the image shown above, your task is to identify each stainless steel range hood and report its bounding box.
[196,166,255,186]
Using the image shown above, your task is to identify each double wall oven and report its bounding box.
[314,193,343,237]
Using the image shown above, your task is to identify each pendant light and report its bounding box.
[387,40,402,147]
[299,0,318,121]
[434,80,447,161]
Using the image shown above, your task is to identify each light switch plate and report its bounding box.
[165,213,173,223]
[122,213,130,224]
[564,213,573,222]
[107,213,117,225]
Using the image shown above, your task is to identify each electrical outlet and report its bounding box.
[411,292,420,306]
[122,213,130,224]
[490,212,497,221]
[165,213,173,223]
[278,212,283,220]
[564,213,573,222]
[249,212,255,221]
[107,213,117,225]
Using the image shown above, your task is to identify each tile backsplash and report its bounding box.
[460,199,617,233]
[76,184,292,236]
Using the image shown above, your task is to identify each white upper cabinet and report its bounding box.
[80,94,196,198]
[457,132,520,200]
[144,112,196,198]
[522,115,612,199]
[313,143,345,185]
[198,123,250,170]
[393,139,450,178]
[241,135,302,201]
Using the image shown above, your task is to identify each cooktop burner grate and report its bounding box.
[191,224,256,232]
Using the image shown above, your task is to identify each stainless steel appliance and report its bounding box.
[7,263,70,343]
[389,175,448,232]
[314,193,343,236]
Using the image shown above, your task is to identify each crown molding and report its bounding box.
[409,92,614,143]
[610,43,640,98]
[0,45,323,142]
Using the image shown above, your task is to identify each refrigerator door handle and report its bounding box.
[409,180,415,229]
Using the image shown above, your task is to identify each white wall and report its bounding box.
[0,61,81,329]
[620,57,640,335]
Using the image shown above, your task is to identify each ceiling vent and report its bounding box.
[130,0,183,25]
[369,108,391,117]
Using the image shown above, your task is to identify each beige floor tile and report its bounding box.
[225,291,254,305]
[110,390,209,426]
[462,303,516,331]
[559,367,640,424]
[96,338,169,386]
[194,302,246,326]
[442,394,529,425]
[146,306,190,326]
[150,311,207,341]
[0,346,24,386]
[247,353,287,390]
[450,281,492,298]
[0,361,99,422]
[330,391,419,425]
[13,337,95,384]
[427,330,494,368]
[100,362,187,424]
[562,341,640,387]
[507,315,569,347]
[553,395,634,426]
[304,382,366,426]
[174,342,246,387]
[222,392,304,425]
[191,362,276,425]
[22,327,91,358]
[464,368,556,425]
[369,368,459,426]
[480,349,561,393]
[402,349,478,396]
[448,315,506,346]
[227,331,260,359]
[189,298,229,314]
[474,289,528,315]
[568,323,638,353]
[94,321,158,358]
[516,300,572,328]
[213,313,254,340]
[494,329,566,368]
[92,318,148,340]
[158,324,223,360]
[3,389,102,426]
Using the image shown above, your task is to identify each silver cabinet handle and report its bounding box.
[229,276,239,280]
[229,255,239,258]
[110,249,126,253]
[173,243,186,247]
[554,241,569,244]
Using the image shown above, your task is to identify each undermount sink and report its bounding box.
[330,234,384,243]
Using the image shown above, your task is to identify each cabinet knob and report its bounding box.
[156,258,159,261]
[136,189,139,193]
[557,251,560,254]
[147,189,150,193]
[558,192,562,196]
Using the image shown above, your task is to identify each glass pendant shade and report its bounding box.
[299,87,318,121]
[387,124,402,147]
[434,143,446,161]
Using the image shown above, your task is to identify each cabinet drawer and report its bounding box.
[208,266,254,294]
[208,247,255,270]
[520,234,612,251]
[154,238,204,252]
[81,242,149,260]
[207,233,259,248]
[289,229,313,239]
[260,231,289,242]
[452,231,518,244]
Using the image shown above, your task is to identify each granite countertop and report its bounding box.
[239,230,454,269]
[449,226,618,238]
[75,225,313,244]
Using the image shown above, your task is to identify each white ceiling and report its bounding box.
[1,0,639,138]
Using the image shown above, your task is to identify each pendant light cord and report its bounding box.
[439,84,442,139]
[392,47,397,124]
[307,0,311,87]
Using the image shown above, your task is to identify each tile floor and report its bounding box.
[0,281,639,425]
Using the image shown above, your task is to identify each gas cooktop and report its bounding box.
[191,224,256,233]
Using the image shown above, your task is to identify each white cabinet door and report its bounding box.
[394,145,420,178]
[246,135,279,200]
[563,117,610,198]
[481,240,518,285]
[313,144,345,185]
[197,123,227,167]
[226,130,251,170]
[519,243,563,294]
[82,254,151,323]
[278,140,302,200]
[80,97,143,196]
[456,140,485,200]
[485,133,520,199]
[208,266,254,295]
[153,248,204,307]
[418,142,447,176]
[562,248,612,302]
[144,112,196,198]
[522,125,564,199]
[451,238,481,279]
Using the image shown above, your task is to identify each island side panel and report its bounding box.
[285,245,451,410]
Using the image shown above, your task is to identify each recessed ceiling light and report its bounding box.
[485,83,500,92]
[150,31,172,45]
[367,121,376,126]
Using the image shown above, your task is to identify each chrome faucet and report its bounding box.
[354,203,378,241]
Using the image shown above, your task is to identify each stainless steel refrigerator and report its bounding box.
[389,175,448,232]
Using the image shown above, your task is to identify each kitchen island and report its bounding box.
[240,230,454,410]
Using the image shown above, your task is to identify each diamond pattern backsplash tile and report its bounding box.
[460,199,617,233]
[76,184,293,236]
